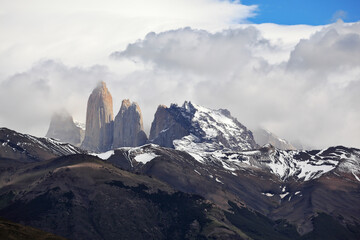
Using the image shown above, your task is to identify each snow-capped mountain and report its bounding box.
[148,102,360,182]
[1,126,360,239]
[99,142,360,183]
[97,143,360,236]
[0,127,84,162]
[150,101,258,158]
[206,144,360,182]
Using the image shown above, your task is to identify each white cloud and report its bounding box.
[0,0,257,77]
[112,21,360,149]
[332,10,348,22]
[288,21,360,72]
[112,27,272,75]
[0,60,115,135]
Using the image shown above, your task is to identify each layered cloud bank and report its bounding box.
[0,0,359,149]
[110,21,360,148]
[0,0,256,76]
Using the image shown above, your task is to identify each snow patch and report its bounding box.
[352,171,360,182]
[215,177,223,184]
[92,150,114,160]
[74,121,85,130]
[280,192,289,199]
[134,152,158,164]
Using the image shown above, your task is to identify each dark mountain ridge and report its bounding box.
[0,130,359,239]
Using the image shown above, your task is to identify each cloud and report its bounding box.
[287,20,360,72]
[111,21,360,149]
[0,60,115,135]
[111,27,272,75]
[0,0,257,77]
[332,10,348,22]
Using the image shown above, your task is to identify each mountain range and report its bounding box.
[0,82,359,240]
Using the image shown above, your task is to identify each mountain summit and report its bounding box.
[113,99,147,148]
[46,109,83,146]
[149,101,258,159]
[81,81,114,152]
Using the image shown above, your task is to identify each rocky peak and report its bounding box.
[113,99,147,148]
[150,101,258,152]
[81,81,114,152]
[149,104,189,148]
[149,105,169,140]
[46,109,83,146]
[1,127,84,162]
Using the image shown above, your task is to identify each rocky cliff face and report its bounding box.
[149,104,189,148]
[45,110,82,146]
[113,99,147,148]
[149,101,258,152]
[81,82,114,152]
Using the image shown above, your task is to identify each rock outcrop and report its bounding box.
[149,104,189,148]
[81,82,114,152]
[113,99,147,148]
[149,101,258,152]
[46,110,83,146]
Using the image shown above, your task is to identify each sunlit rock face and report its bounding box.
[81,81,114,152]
[113,99,147,148]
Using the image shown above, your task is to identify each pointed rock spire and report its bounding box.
[46,109,83,146]
[81,81,114,152]
[113,99,147,148]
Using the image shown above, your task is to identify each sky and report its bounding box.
[0,0,359,149]
[241,0,360,25]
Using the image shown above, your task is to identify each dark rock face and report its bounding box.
[0,218,66,240]
[1,127,360,240]
[107,144,360,238]
[0,154,247,240]
[46,110,82,146]
[113,100,147,148]
[149,101,258,151]
[149,105,189,148]
[0,127,84,164]
[81,82,114,152]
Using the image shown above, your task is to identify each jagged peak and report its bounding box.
[121,99,131,108]
[150,100,259,152]
[92,81,112,97]
[118,99,142,114]
[158,104,167,108]
[113,99,147,148]
[95,81,107,89]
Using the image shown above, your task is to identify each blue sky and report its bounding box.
[240,0,360,25]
